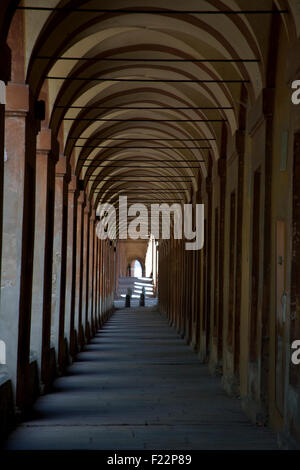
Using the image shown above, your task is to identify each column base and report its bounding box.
[241,396,269,427]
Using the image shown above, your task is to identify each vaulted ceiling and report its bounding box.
[6,1,300,218]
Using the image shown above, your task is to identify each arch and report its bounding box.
[130,259,143,278]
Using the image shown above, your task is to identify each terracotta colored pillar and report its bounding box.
[0,21,12,294]
[99,240,104,318]
[103,241,107,315]
[105,240,109,313]
[81,201,90,340]
[88,209,96,336]
[93,235,99,330]
[74,190,85,349]
[106,241,110,313]
[110,243,114,310]
[177,240,181,329]
[204,174,212,359]
[98,237,102,323]
[0,81,6,288]
[31,129,57,385]
[106,242,110,314]
[65,176,77,357]
[182,245,187,337]
[180,239,186,335]
[113,243,116,301]
[115,241,119,297]
[109,243,112,311]
[97,236,101,327]
[217,158,227,363]
[51,155,69,371]
[0,83,39,407]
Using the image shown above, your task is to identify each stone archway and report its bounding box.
[130,259,143,278]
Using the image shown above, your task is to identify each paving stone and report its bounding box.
[3,306,278,450]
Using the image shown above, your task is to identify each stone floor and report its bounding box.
[114,297,158,309]
[3,306,278,450]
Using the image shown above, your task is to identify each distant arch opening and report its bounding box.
[131,259,143,278]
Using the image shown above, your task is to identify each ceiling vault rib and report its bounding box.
[46,76,249,83]
[82,166,204,168]
[63,118,226,122]
[70,138,216,141]
[80,159,207,162]
[57,106,233,110]
[35,57,260,63]
[95,190,187,192]
[17,7,288,14]
[88,179,194,181]
[76,146,210,149]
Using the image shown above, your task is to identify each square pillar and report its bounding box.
[0,82,39,408]
[65,176,77,358]
[74,190,85,350]
[0,81,5,288]
[88,209,96,336]
[93,231,99,330]
[30,128,57,389]
[82,201,90,341]
[99,239,104,320]
[51,154,69,372]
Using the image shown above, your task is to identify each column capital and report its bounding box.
[37,129,59,164]
[90,208,96,222]
[68,175,78,194]
[84,200,91,214]
[56,154,67,177]
[5,82,29,116]
[37,128,52,152]
[77,190,85,205]
[5,82,41,134]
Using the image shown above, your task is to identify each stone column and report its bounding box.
[234,128,245,374]
[0,83,39,407]
[108,241,112,311]
[111,243,115,310]
[51,155,69,372]
[65,176,77,358]
[99,239,103,321]
[106,241,109,314]
[204,174,212,360]
[0,44,11,290]
[217,157,227,363]
[115,241,119,298]
[74,190,85,350]
[81,201,90,341]
[177,240,181,329]
[88,209,96,336]
[93,236,99,330]
[104,240,108,315]
[260,88,275,409]
[30,128,57,385]
[182,241,187,337]
[102,241,106,316]
[0,81,6,289]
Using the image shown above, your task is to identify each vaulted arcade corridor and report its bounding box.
[1,1,300,451]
